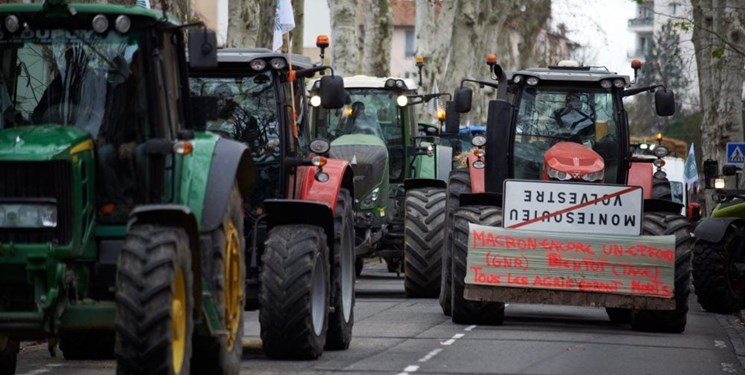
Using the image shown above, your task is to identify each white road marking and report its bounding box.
[464,325,477,331]
[401,365,420,373]
[721,362,737,373]
[441,333,465,346]
[714,340,728,349]
[418,348,443,362]
[453,333,464,339]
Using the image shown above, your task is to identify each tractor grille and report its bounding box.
[330,144,387,198]
[0,161,73,244]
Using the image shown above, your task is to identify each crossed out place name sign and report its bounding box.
[465,224,676,297]
[502,180,643,236]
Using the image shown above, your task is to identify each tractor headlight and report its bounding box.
[115,15,131,34]
[471,135,487,147]
[582,170,605,182]
[613,78,625,88]
[310,95,322,107]
[600,79,612,89]
[654,170,668,179]
[546,166,572,181]
[654,145,669,158]
[270,57,287,69]
[4,15,19,33]
[396,95,408,107]
[92,14,109,33]
[715,177,726,189]
[359,188,380,209]
[249,59,267,71]
[526,77,539,86]
[0,203,57,228]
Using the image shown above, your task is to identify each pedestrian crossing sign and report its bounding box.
[726,142,745,164]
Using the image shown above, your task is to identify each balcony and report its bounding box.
[628,17,654,32]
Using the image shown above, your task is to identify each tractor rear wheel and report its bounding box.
[451,206,505,325]
[692,224,745,313]
[630,212,692,333]
[192,184,245,374]
[440,169,470,316]
[115,225,194,375]
[326,188,355,350]
[0,337,18,375]
[260,225,330,359]
[404,187,446,298]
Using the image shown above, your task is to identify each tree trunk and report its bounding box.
[362,0,393,76]
[691,0,745,186]
[292,0,304,54]
[228,0,273,49]
[328,0,359,76]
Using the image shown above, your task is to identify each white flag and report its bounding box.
[272,0,295,52]
[684,143,699,188]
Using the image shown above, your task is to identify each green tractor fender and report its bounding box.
[200,137,255,233]
[694,217,745,243]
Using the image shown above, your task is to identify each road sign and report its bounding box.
[502,180,643,236]
[726,142,745,164]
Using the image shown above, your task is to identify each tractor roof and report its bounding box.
[216,48,313,69]
[509,66,630,84]
[0,2,179,24]
[341,75,417,90]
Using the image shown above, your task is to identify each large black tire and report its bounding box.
[630,212,692,333]
[0,337,18,375]
[440,169,470,316]
[192,184,245,374]
[326,189,355,350]
[59,331,114,360]
[404,187,446,298]
[692,224,745,313]
[115,226,194,375]
[652,177,672,201]
[451,205,506,325]
[260,225,330,359]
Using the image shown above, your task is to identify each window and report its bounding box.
[405,30,415,57]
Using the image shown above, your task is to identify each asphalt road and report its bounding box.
[14,258,745,375]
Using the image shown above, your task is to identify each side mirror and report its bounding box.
[444,100,460,135]
[188,29,218,69]
[190,96,218,131]
[654,88,675,116]
[320,75,345,109]
[454,86,472,113]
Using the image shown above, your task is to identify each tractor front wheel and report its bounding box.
[115,225,194,375]
[440,169,470,316]
[404,187,446,297]
[0,337,18,375]
[451,206,505,325]
[260,225,330,359]
[630,212,692,333]
[692,224,745,313]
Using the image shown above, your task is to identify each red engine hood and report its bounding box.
[543,142,604,178]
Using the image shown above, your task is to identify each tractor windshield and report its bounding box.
[0,30,147,139]
[316,89,402,146]
[512,86,620,182]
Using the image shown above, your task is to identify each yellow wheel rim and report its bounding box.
[224,221,243,351]
[171,268,186,374]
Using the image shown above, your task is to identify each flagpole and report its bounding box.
[286,32,298,141]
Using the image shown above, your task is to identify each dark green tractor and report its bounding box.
[0,2,252,374]
[308,74,453,298]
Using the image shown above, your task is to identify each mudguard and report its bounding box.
[128,204,202,305]
[263,199,335,250]
[201,138,255,233]
[694,217,745,243]
[404,178,446,191]
[291,158,354,215]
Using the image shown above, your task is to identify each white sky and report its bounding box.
[552,0,637,77]
[303,0,637,76]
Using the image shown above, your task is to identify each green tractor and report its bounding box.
[308,74,453,298]
[0,2,252,374]
[188,46,356,359]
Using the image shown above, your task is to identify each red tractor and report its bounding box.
[441,58,692,333]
